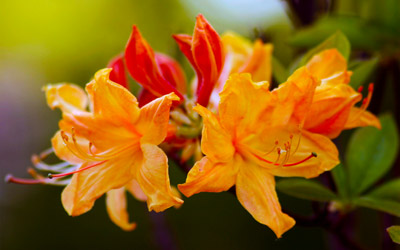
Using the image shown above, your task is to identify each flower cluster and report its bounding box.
[6,14,380,237]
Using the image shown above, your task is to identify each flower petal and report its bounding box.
[236,163,295,238]
[107,54,129,89]
[44,83,88,113]
[178,156,239,197]
[344,107,381,130]
[239,39,273,83]
[135,143,183,212]
[218,73,273,137]
[106,187,136,231]
[136,93,179,145]
[193,104,235,162]
[304,84,361,138]
[86,68,141,124]
[125,179,147,202]
[271,67,318,127]
[61,155,137,216]
[125,26,183,100]
[306,49,351,85]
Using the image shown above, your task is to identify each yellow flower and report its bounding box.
[304,49,381,138]
[178,69,339,237]
[44,68,183,230]
[209,32,273,109]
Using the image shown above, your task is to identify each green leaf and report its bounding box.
[276,178,337,202]
[349,57,379,89]
[331,164,349,199]
[271,56,288,84]
[298,31,350,67]
[354,198,400,217]
[291,16,381,50]
[354,179,400,217]
[387,226,400,244]
[346,114,399,196]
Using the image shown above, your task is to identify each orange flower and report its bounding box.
[209,32,273,110]
[44,68,183,229]
[304,49,381,138]
[178,69,339,237]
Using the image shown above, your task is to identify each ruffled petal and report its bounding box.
[306,49,351,85]
[135,143,183,212]
[271,67,318,127]
[344,107,381,130]
[236,163,295,238]
[218,73,273,137]
[61,155,137,216]
[106,187,136,231]
[178,156,239,197]
[44,83,88,113]
[86,68,140,124]
[193,104,234,162]
[136,93,180,145]
[239,40,273,83]
[304,84,361,138]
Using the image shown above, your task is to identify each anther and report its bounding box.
[357,86,364,93]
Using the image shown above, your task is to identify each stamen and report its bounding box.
[31,155,71,171]
[347,83,375,124]
[274,148,281,164]
[252,151,317,167]
[357,86,363,93]
[48,160,106,179]
[282,152,317,167]
[5,174,44,185]
[60,130,106,162]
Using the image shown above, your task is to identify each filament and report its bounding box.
[48,160,106,179]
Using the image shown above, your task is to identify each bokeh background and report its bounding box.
[1,0,399,249]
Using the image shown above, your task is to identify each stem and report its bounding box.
[148,211,178,250]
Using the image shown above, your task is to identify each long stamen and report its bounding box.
[48,160,106,179]
[274,148,281,164]
[5,174,44,185]
[282,152,317,167]
[348,83,375,124]
[252,151,317,167]
[60,130,105,162]
[31,155,71,171]
[258,140,279,157]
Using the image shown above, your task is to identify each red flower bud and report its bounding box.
[125,26,184,102]
[173,14,224,107]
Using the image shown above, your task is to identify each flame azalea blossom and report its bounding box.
[304,49,381,138]
[179,69,340,237]
[44,68,183,227]
[209,32,273,109]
